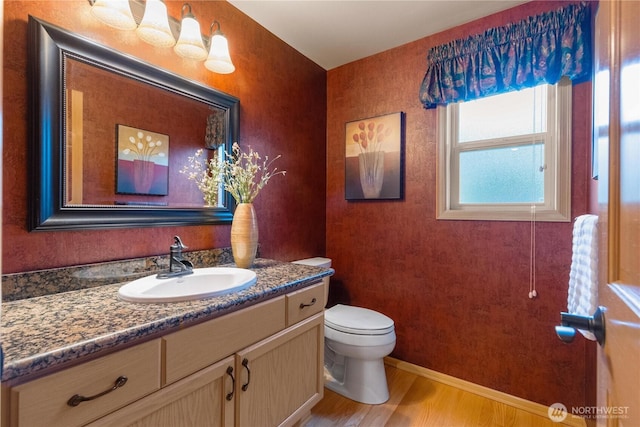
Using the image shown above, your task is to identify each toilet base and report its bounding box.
[324,355,390,404]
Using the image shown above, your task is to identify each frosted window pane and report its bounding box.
[459,144,544,203]
[458,86,546,142]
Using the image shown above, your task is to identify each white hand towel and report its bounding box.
[567,214,599,340]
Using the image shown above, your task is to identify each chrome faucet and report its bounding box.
[157,236,194,279]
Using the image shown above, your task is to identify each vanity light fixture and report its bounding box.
[174,3,207,61]
[88,0,235,73]
[204,21,235,74]
[90,0,137,30]
[136,0,176,47]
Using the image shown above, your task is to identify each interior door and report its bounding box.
[595,1,640,426]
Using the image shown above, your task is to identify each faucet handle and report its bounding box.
[172,236,187,250]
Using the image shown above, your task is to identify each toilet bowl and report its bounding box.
[292,257,396,404]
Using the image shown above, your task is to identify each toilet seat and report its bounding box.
[325,304,394,335]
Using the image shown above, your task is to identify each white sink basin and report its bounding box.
[118,267,257,303]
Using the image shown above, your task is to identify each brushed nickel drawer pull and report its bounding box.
[225,366,235,401]
[67,376,128,407]
[299,298,317,309]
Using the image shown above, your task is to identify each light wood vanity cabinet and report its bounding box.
[4,281,325,427]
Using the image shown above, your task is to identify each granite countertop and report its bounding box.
[1,259,333,383]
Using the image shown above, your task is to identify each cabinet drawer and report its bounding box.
[164,296,286,385]
[286,282,325,326]
[10,339,161,427]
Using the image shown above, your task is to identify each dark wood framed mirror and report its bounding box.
[28,16,239,231]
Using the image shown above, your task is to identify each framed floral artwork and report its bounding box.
[345,112,404,200]
[116,125,169,195]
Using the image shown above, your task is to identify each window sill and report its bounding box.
[436,206,571,222]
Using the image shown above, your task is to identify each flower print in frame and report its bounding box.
[116,125,169,195]
[345,112,404,200]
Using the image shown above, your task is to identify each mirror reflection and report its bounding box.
[64,57,225,208]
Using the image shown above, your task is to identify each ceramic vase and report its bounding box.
[231,203,259,268]
[133,159,155,194]
[359,151,384,198]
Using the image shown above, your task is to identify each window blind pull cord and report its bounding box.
[528,88,539,300]
[529,205,538,299]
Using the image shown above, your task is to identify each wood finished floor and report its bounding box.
[304,364,573,427]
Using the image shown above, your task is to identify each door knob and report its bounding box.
[555,306,606,346]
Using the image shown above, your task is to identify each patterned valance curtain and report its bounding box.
[419,1,591,109]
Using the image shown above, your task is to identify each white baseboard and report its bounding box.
[384,357,586,427]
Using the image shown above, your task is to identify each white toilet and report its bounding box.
[293,257,396,405]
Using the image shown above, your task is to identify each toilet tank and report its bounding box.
[292,257,332,307]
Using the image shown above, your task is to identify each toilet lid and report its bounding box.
[325,304,395,335]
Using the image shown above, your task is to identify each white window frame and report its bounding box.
[437,77,572,222]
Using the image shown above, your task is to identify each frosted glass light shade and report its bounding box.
[205,33,235,74]
[174,16,207,60]
[90,0,136,30]
[136,0,175,47]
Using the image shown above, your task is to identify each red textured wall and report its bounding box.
[3,1,326,272]
[326,0,596,409]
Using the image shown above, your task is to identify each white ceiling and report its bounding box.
[228,1,528,70]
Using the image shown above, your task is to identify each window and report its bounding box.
[437,77,572,222]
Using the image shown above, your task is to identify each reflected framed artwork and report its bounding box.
[345,111,404,200]
[116,125,169,195]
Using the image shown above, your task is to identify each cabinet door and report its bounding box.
[88,356,235,427]
[236,313,324,427]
